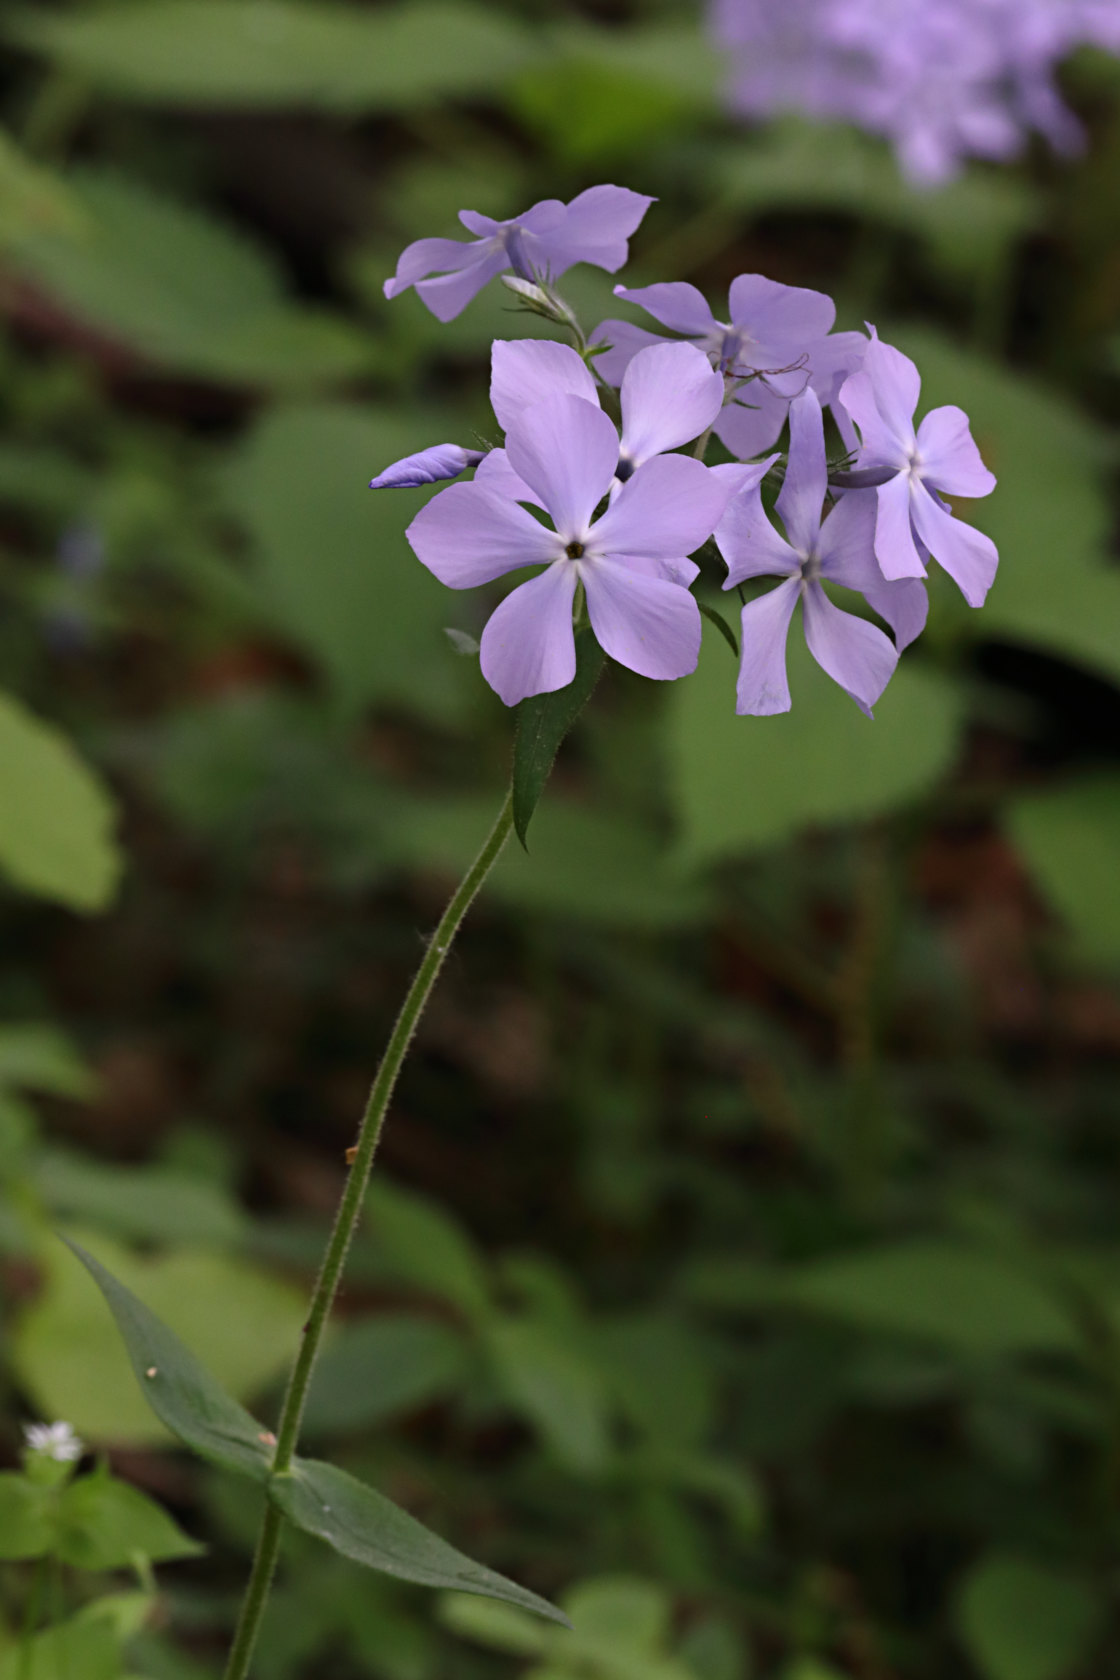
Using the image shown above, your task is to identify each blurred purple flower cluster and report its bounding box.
[709,0,1120,182]
[375,189,998,716]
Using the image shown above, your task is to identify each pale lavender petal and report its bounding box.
[808,330,868,400]
[728,274,836,343]
[801,581,897,717]
[539,186,655,275]
[611,281,716,337]
[716,485,799,584]
[619,342,724,466]
[587,319,666,387]
[815,489,880,586]
[406,483,558,588]
[915,405,997,498]
[480,563,578,706]
[736,579,799,715]
[473,448,542,508]
[713,381,789,459]
[458,209,501,236]
[369,443,482,491]
[490,339,597,433]
[592,453,731,560]
[776,388,827,553]
[383,236,479,300]
[861,576,929,651]
[862,329,921,445]
[874,473,927,581]
[836,369,910,470]
[505,396,620,537]
[909,482,998,607]
[709,457,778,498]
[582,558,701,681]
[511,199,568,235]
[617,552,701,587]
[415,249,509,322]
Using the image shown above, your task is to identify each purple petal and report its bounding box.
[582,558,701,681]
[592,453,731,561]
[458,209,500,236]
[710,458,778,498]
[728,274,836,345]
[406,482,558,588]
[735,579,799,715]
[383,236,479,300]
[916,405,997,498]
[508,199,567,236]
[619,553,701,587]
[776,388,827,553]
[480,563,578,706]
[861,329,921,445]
[587,319,667,387]
[539,185,655,276]
[809,330,869,400]
[861,576,929,652]
[504,395,619,537]
[909,483,998,607]
[717,485,799,585]
[369,443,482,491]
[611,281,716,337]
[713,381,790,459]
[619,342,724,466]
[874,473,927,581]
[415,249,510,322]
[801,582,898,717]
[815,490,880,586]
[473,448,542,508]
[490,340,597,433]
[836,369,910,470]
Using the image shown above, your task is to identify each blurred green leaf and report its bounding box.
[1007,775,1120,966]
[440,1593,551,1657]
[488,1316,612,1475]
[782,1242,1080,1356]
[56,1460,204,1568]
[0,1612,119,1680]
[956,1555,1103,1680]
[669,629,962,861]
[367,1180,492,1321]
[302,1314,469,1436]
[8,0,536,111]
[0,691,122,911]
[0,1473,53,1560]
[596,1314,714,1449]
[0,1026,94,1100]
[222,403,467,717]
[513,627,605,848]
[37,1151,244,1247]
[15,1235,301,1454]
[8,168,370,388]
[269,1456,569,1623]
[0,128,83,246]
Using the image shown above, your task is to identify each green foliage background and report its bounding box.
[1,3,1120,1678]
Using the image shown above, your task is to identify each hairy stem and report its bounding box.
[222,789,515,1680]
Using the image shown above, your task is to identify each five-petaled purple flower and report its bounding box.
[406,394,735,706]
[717,389,927,715]
[383,186,654,322]
[593,274,866,459]
[838,328,998,606]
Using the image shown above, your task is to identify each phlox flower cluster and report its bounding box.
[708,0,1120,183]
[374,187,998,716]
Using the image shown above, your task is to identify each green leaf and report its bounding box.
[1006,775,1120,966]
[34,1238,278,1475]
[269,1456,569,1624]
[782,1242,1080,1357]
[513,627,605,847]
[7,0,535,112]
[956,1555,1104,1680]
[37,1151,244,1248]
[0,129,84,248]
[669,629,963,861]
[0,1025,94,1100]
[440,1594,551,1658]
[487,1317,612,1474]
[366,1180,492,1321]
[7,168,369,389]
[302,1315,468,1436]
[0,1613,120,1680]
[55,1462,203,1569]
[0,691,122,911]
[0,1473,54,1559]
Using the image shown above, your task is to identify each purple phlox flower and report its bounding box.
[716,388,926,717]
[369,443,486,491]
[837,326,997,606]
[406,393,733,706]
[592,275,866,458]
[383,186,654,323]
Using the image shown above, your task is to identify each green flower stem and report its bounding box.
[223,788,515,1680]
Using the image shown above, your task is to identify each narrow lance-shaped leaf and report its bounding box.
[512,625,604,848]
[61,1238,275,1482]
[270,1456,570,1627]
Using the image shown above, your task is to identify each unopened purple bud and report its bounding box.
[369,444,484,491]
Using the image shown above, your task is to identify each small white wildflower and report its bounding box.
[23,1420,84,1463]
